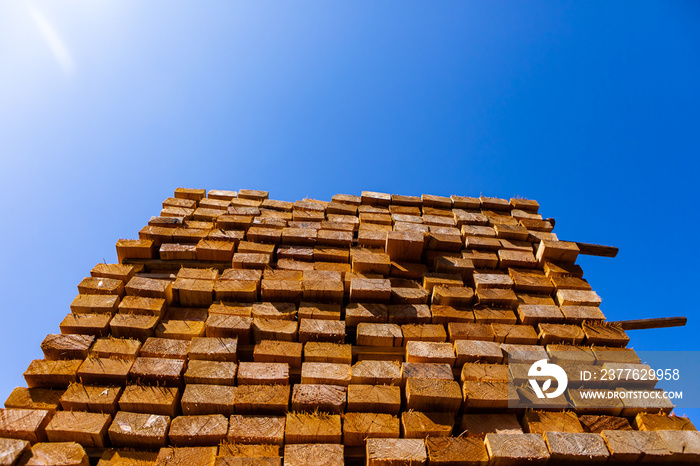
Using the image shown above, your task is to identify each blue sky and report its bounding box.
[1,1,699,422]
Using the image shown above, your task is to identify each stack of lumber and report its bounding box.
[1,188,696,465]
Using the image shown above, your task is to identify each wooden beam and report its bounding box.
[574,241,619,258]
[609,317,687,330]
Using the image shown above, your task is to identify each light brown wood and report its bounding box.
[45,411,111,448]
[633,412,696,431]
[118,385,180,417]
[349,278,391,303]
[0,408,51,443]
[405,378,462,412]
[284,413,341,444]
[18,442,89,466]
[168,414,228,447]
[582,322,629,347]
[252,319,298,343]
[24,359,82,388]
[342,412,399,447]
[60,313,112,337]
[184,360,237,386]
[401,411,454,438]
[537,323,585,345]
[298,319,345,344]
[655,431,700,463]
[70,294,120,315]
[128,357,185,386]
[453,339,503,365]
[300,363,351,387]
[304,342,352,365]
[226,415,285,445]
[205,315,252,344]
[107,411,170,449]
[346,385,400,414]
[238,362,289,385]
[110,313,160,341]
[543,431,609,465]
[425,437,489,466]
[405,341,455,366]
[0,438,30,466]
[357,323,402,347]
[181,384,236,416]
[522,411,583,434]
[188,337,238,362]
[351,360,401,385]
[462,381,518,409]
[40,334,94,360]
[601,430,671,463]
[484,433,550,466]
[366,438,427,466]
[59,384,120,415]
[282,444,343,466]
[291,384,346,414]
[5,387,63,414]
[140,337,190,360]
[460,414,523,435]
[235,385,289,415]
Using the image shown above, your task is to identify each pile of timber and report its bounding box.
[1,188,697,465]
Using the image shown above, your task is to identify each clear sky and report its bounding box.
[1,1,699,423]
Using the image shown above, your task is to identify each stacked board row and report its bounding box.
[1,188,698,465]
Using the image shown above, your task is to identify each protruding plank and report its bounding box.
[181,384,236,416]
[168,414,228,447]
[283,444,344,466]
[366,438,426,466]
[227,415,285,445]
[284,413,341,444]
[107,411,170,449]
[405,378,461,412]
[484,433,550,466]
[45,411,111,447]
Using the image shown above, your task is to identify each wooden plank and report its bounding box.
[118,385,179,417]
[188,337,237,362]
[298,319,345,344]
[401,411,453,438]
[18,442,89,466]
[424,437,488,466]
[610,316,687,330]
[128,357,185,386]
[462,381,518,410]
[24,359,82,388]
[139,337,190,360]
[404,378,461,412]
[284,413,341,444]
[346,385,400,414]
[357,323,402,347]
[283,444,343,466]
[107,411,170,449]
[300,363,351,387]
[0,408,51,443]
[60,313,111,337]
[366,438,426,466]
[70,294,120,315]
[226,415,285,445]
[351,360,401,385]
[574,241,618,258]
[291,384,346,414]
[460,414,522,436]
[601,430,671,463]
[238,362,289,385]
[168,414,228,447]
[110,314,160,341]
[181,384,236,416]
[522,411,583,434]
[5,387,63,414]
[484,433,550,466]
[235,385,289,415]
[342,412,399,447]
[405,342,455,366]
[0,438,30,466]
[45,411,111,447]
[655,430,700,463]
[184,360,237,386]
[633,412,696,431]
[60,384,121,416]
[543,432,609,465]
[40,334,94,360]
